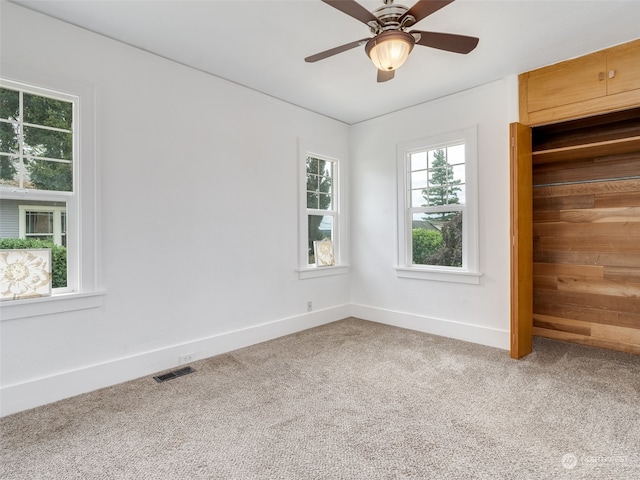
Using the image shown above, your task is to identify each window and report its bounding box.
[20,204,67,246]
[0,82,75,295]
[0,86,73,192]
[298,139,348,279]
[396,126,480,283]
[0,70,100,316]
[306,156,334,264]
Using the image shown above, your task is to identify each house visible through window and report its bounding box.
[0,81,75,293]
[396,126,480,283]
[20,204,67,246]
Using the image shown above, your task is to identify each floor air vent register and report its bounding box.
[153,366,195,383]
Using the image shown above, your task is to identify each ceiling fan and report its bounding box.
[305,0,479,82]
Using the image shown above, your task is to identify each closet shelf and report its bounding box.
[532,135,640,164]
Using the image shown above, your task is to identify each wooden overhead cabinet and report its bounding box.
[519,38,640,125]
[511,38,640,358]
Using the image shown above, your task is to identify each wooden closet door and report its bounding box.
[510,123,533,358]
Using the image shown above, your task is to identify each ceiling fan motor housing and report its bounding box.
[370,2,416,33]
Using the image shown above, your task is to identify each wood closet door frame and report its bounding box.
[510,123,533,358]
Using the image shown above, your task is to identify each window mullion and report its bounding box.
[23,155,72,164]
[18,90,24,189]
[21,121,72,134]
[306,208,336,216]
[411,204,464,215]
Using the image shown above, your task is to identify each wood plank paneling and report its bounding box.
[557,277,640,298]
[538,236,640,253]
[532,275,558,291]
[534,289,640,315]
[534,221,640,237]
[534,262,604,277]
[533,314,592,336]
[532,161,640,353]
[535,250,640,268]
[533,155,640,186]
[533,326,640,355]
[533,195,594,210]
[596,191,640,208]
[533,210,561,223]
[533,299,640,330]
[533,313,640,354]
[592,322,640,345]
[604,266,640,283]
[559,206,640,223]
[534,178,640,197]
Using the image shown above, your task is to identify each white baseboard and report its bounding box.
[351,304,509,351]
[0,305,350,417]
[1,304,508,417]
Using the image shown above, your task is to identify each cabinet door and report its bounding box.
[607,40,640,96]
[525,52,607,113]
[510,123,533,359]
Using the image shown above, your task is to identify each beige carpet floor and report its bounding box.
[1,317,639,479]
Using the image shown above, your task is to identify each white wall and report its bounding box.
[1,2,520,416]
[0,2,351,416]
[349,80,517,349]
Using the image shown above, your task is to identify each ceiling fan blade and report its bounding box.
[399,0,455,26]
[322,0,383,27]
[377,69,395,83]
[305,38,370,63]
[411,30,479,54]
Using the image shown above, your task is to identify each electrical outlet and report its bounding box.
[307,301,313,312]
[178,353,195,365]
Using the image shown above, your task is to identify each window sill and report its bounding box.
[395,267,482,284]
[298,264,350,280]
[0,290,106,321]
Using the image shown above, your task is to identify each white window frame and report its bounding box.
[19,204,66,246]
[0,68,103,320]
[297,138,349,279]
[396,126,481,284]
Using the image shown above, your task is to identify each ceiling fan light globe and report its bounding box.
[365,31,414,71]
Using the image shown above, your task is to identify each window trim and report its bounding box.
[0,66,103,317]
[297,138,349,279]
[396,126,481,284]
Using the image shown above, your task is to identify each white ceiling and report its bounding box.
[11,0,640,124]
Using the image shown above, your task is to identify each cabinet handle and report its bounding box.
[609,69,615,79]
[599,72,605,81]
